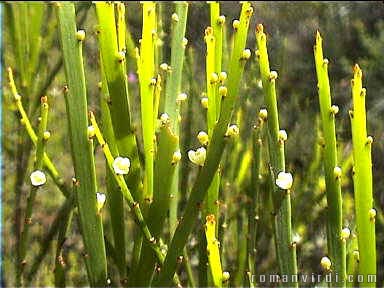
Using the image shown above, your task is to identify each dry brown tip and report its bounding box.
[256,23,264,33]
[206,214,216,224]
[40,95,48,104]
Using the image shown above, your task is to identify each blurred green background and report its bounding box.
[2,1,384,287]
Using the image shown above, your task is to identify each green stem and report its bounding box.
[314,31,346,287]
[153,3,253,286]
[255,24,298,287]
[17,96,48,286]
[57,3,107,286]
[350,64,376,287]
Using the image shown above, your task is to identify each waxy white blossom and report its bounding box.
[113,157,131,175]
[188,147,206,166]
[30,170,47,187]
[276,172,293,190]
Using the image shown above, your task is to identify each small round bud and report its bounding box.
[368,208,376,221]
[353,250,360,260]
[232,19,240,30]
[160,113,170,125]
[171,13,179,22]
[278,130,288,142]
[76,30,86,41]
[197,131,209,146]
[15,94,21,101]
[117,51,125,62]
[360,88,366,98]
[269,71,278,81]
[201,97,208,109]
[320,256,332,271]
[43,131,51,140]
[333,166,342,179]
[160,63,169,71]
[150,78,157,86]
[210,72,219,84]
[219,71,227,82]
[96,192,106,213]
[219,86,227,97]
[226,124,239,137]
[98,81,103,89]
[177,93,188,102]
[20,118,26,125]
[182,37,188,47]
[366,136,373,145]
[330,105,339,115]
[323,58,329,65]
[341,227,351,240]
[217,15,226,25]
[222,271,230,282]
[87,126,95,139]
[241,49,251,60]
[172,150,182,164]
[259,108,268,120]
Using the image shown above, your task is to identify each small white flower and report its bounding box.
[177,93,188,102]
[276,172,293,190]
[292,233,302,244]
[113,157,131,175]
[320,256,332,271]
[188,147,206,166]
[96,192,106,213]
[30,170,47,187]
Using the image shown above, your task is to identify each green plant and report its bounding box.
[3,2,381,287]
[350,64,376,287]
[314,31,346,287]
[255,24,298,287]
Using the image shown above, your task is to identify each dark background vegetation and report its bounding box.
[2,1,384,286]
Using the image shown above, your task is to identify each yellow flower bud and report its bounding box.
[76,30,86,41]
[197,131,209,146]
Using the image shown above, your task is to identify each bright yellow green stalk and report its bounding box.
[154,3,252,286]
[314,31,346,287]
[205,215,223,287]
[89,112,181,287]
[139,1,156,207]
[350,64,376,287]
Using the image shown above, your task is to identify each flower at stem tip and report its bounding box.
[96,192,106,214]
[275,171,293,190]
[188,147,206,166]
[113,157,131,175]
[30,170,47,187]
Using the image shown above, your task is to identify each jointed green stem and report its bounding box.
[314,31,346,287]
[350,64,376,287]
[17,96,49,286]
[89,112,180,286]
[154,3,253,286]
[256,24,298,287]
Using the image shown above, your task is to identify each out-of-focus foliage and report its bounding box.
[2,1,383,287]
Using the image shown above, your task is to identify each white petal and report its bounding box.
[30,170,47,186]
[113,157,131,175]
[276,172,293,190]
